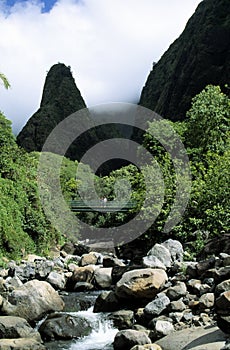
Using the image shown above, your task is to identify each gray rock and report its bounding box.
[93,291,121,312]
[162,239,184,262]
[35,259,54,279]
[169,312,183,323]
[94,267,112,289]
[39,313,91,340]
[46,271,66,290]
[73,282,94,291]
[156,325,226,350]
[144,294,170,318]
[109,310,134,329]
[4,276,23,291]
[143,256,166,270]
[147,244,172,268]
[2,279,64,322]
[0,316,41,341]
[113,329,152,350]
[168,299,187,312]
[166,281,187,300]
[152,319,174,339]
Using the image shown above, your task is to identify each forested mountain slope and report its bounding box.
[139,0,230,120]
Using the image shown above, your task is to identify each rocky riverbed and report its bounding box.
[0,237,229,350]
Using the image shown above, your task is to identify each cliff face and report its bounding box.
[17,63,88,156]
[139,0,230,120]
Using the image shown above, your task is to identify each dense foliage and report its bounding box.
[0,81,229,260]
[0,112,63,260]
[77,85,229,255]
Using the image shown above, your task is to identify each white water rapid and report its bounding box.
[69,307,118,350]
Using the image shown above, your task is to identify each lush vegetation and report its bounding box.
[0,81,229,260]
[0,110,63,260]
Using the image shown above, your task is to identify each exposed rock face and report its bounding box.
[139,0,230,120]
[17,63,97,160]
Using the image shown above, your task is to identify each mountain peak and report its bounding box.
[139,0,230,120]
[17,63,86,152]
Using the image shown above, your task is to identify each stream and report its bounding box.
[43,291,118,350]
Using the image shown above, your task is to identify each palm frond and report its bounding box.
[0,73,10,89]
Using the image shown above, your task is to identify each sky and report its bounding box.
[0,0,202,134]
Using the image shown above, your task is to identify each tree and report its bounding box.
[185,85,230,155]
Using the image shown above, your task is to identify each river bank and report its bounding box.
[0,237,229,349]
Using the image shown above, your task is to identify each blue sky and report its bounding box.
[6,0,57,12]
[0,0,202,133]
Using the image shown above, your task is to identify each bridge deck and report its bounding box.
[70,200,136,212]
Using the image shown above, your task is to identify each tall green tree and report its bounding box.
[185,85,230,155]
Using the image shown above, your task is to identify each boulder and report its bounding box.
[93,291,121,313]
[144,294,170,318]
[39,313,91,340]
[168,299,186,312]
[215,291,230,311]
[80,252,99,266]
[112,265,143,284]
[196,258,216,277]
[146,244,172,268]
[103,255,125,267]
[113,329,152,350]
[162,239,184,262]
[109,310,134,329]
[199,293,215,309]
[4,276,23,291]
[1,279,64,322]
[151,319,174,339]
[94,267,112,289]
[143,256,166,270]
[215,279,230,295]
[69,265,96,288]
[166,281,187,300]
[115,269,168,300]
[46,271,66,290]
[0,316,41,341]
[73,243,90,256]
[73,282,94,291]
[0,338,47,349]
[156,325,226,350]
[35,259,54,279]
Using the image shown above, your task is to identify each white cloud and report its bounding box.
[0,0,202,133]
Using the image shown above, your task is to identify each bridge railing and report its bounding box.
[70,199,137,212]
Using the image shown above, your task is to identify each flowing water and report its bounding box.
[44,292,118,350]
[69,307,118,350]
